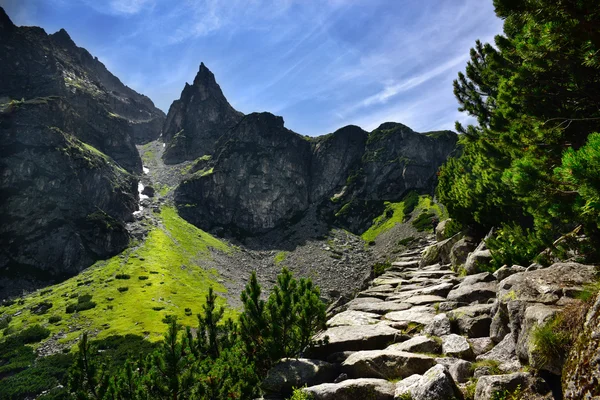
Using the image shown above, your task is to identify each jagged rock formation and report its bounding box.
[0,8,161,298]
[0,99,137,298]
[162,63,243,164]
[0,7,165,172]
[174,113,457,236]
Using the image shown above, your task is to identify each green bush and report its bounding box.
[412,212,436,232]
[138,276,149,280]
[66,295,96,313]
[0,315,12,329]
[372,261,392,277]
[48,315,61,324]
[19,325,51,344]
[289,387,314,400]
[115,274,130,280]
[486,224,548,270]
[31,301,53,315]
[117,287,129,293]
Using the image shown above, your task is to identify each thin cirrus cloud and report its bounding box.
[3,0,504,136]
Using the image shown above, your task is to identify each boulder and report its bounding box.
[435,219,452,241]
[464,249,493,275]
[420,233,463,267]
[442,334,473,359]
[493,265,526,281]
[395,365,464,400]
[424,313,452,337]
[448,304,493,338]
[450,237,477,269]
[490,262,597,360]
[342,350,435,379]
[386,335,441,354]
[476,334,521,372]
[303,378,395,400]
[261,358,338,396]
[468,337,494,357]
[474,372,531,400]
[520,304,561,374]
[435,357,472,383]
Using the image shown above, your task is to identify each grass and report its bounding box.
[0,206,235,347]
[360,194,448,243]
[361,201,406,243]
[274,251,287,265]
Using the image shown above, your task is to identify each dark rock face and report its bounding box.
[162,63,243,164]
[0,8,160,298]
[0,100,137,298]
[175,116,457,236]
[176,112,311,234]
[0,8,165,172]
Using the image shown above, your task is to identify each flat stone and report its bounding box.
[395,365,464,400]
[262,358,338,396]
[392,260,420,268]
[448,304,493,338]
[372,277,407,286]
[312,324,403,356]
[447,281,497,304]
[386,335,441,354]
[442,334,473,359]
[345,297,383,306]
[327,310,381,327]
[349,301,412,315]
[303,378,395,400]
[384,305,436,325]
[460,272,496,285]
[404,295,447,305]
[342,350,435,379]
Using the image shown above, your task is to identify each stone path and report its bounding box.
[260,235,574,400]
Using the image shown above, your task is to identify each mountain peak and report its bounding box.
[0,7,15,32]
[192,62,217,88]
[51,28,76,48]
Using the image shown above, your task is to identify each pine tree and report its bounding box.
[266,267,298,360]
[196,287,225,359]
[68,332,112,400]
[239,271,268,371]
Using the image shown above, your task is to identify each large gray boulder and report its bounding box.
[474,372,531,400]
[442,334,474,359]
[435,357,473,383]
[423,313,452,337]
[450,237,477,269]
[476,334,521,372]
[342,350,435,379]
[303,378,395,400]
[386,335,441,354]
[447,281,497,305]
[448,304,493,338]
[419,233,463,267]
[384,305,437,325]
[394,365,464,400]
[490,262,597,364]
[261,358,338,396]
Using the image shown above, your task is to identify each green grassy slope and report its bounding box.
[0,207,235,348]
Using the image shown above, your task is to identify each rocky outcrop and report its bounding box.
[0,8,165,171]
[174,113,458,236]
[0,8,162,298]
[562,291,600,400]
[0,99,137,298]
[162,63,243,164]
[175,112,311,234]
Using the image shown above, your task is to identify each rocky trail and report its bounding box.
[260,233,599,399]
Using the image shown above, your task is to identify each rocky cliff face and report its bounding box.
[0,8,162,298]
[0,99,137,299]
[175,111,457,236]
[0,7,165,172]
[162,63,243,164]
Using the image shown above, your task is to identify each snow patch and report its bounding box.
[163,143,166,148]
[143,166,149,174]
[139,182,149,201]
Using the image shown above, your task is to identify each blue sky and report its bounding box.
[3,0,503,136]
